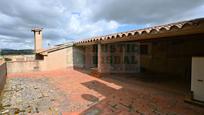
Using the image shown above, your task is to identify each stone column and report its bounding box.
[97,43,102,73]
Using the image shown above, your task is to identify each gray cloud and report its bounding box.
[90,0,204,24]
[0,0,73,49]
[0,0,204,49]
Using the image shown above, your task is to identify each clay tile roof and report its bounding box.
[74,18,204,45]
[37,42,73,54]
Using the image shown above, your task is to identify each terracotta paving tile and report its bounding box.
[1,68,203,115]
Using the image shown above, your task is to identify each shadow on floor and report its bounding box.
[76,69,203,115]
[75,67,190,95]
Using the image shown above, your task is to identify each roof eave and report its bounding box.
[74,18,204,45]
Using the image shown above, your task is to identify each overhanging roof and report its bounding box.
[74,18,204,46]
[37,18,204,55]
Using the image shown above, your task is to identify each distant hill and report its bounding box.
[0,49,34,55]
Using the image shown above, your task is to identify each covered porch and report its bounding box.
[73,18,204,103]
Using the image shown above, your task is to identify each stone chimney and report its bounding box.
[32,28,43,53]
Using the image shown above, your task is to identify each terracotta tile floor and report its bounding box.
[1,68,203,115]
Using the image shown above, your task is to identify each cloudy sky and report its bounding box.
[0,0,204,49]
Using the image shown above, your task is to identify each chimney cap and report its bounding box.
[31,27,43,32]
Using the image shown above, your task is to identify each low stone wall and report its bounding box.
[0,62,7,91]
[2,54,35,61]
[6,60,46,74]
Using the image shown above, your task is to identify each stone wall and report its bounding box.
[2,55,35,61]
[0,62,7,91]
[6,47,77,74]
[42,46,83,70]
[83,43,140,73]
[73,46,85,68]
[84,45,96,69]
[6,60,46,74]
[140,37,204,79]
[44,48,68,71]
[100,43,140,73]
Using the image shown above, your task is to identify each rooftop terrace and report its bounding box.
[0,68,203,114]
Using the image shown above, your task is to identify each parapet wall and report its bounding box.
[2,55,35,61]
[0,62,7,91]
[6,60,46,74]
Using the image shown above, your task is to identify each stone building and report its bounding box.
[7,18,204,103]
[72,18,204,103]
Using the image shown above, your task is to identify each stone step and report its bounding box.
[90,69,101,78]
